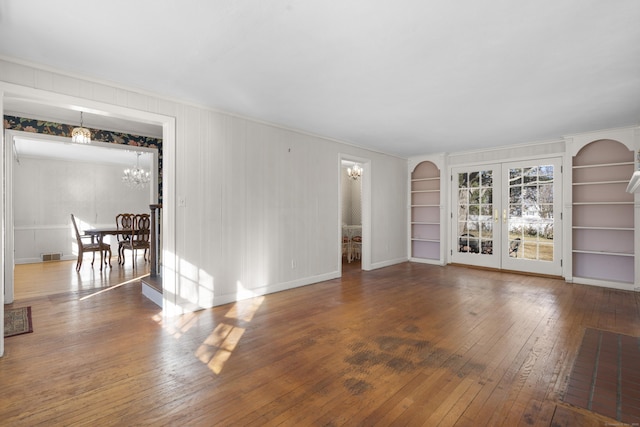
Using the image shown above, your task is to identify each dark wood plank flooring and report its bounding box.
[1,260,639,426]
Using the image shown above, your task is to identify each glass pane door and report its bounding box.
[502,159,562,275]
[451,165,501,269]
[451,158,562,275]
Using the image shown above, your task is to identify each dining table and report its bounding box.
[84,227,133,267]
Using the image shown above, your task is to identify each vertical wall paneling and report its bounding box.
[160,113,177,316]
[1,58,409,318]
[177,105,207,311]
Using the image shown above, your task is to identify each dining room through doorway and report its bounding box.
[341,160,363,269]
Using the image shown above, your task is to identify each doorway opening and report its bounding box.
[5,130,159,300]
[1,91,170,304]
[340,160,365,272]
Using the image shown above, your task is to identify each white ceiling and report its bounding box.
[12,134,153,169]
[1,0,639,158]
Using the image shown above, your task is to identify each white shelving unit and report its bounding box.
[571,139,635,284]
[410,161,441,262]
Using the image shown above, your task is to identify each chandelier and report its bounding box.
[347,163,362,180]
[122,152,150,189]
[71,111,91,144]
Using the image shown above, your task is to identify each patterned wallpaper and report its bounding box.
[3,115,163,202]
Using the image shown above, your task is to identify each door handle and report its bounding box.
[494,208,499,223]
[503,209,507,223]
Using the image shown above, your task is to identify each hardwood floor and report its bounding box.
[1,260,639,426]
[13,257,151,300]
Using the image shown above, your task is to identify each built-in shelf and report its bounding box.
[572,139,635,284]
[411,161,441,262]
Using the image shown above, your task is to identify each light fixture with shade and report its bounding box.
[347,163,363,180]
[626,150,640,193]
[122,152,150,189]
[71,111,91,144]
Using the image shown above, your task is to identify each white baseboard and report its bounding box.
[142,283,163,307]
[368,257,408,270]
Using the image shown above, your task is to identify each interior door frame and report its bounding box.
[1,82,176,357]
[338,154,371,272]
[4,129,160,298]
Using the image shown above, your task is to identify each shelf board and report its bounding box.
[411,204,440,207]
[572,161,634,169]
[411,190,440,193]
[411,177,440,182]
[572,249,634,257]
[572,226,634,231]
[572,180,628,186]
[411,238,440,243]
[411,222,440,225]
[572,202,633,206]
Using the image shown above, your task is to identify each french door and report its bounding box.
[451,158,562,276]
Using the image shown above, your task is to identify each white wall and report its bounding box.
[12,154,151,263]
[0,58,408,315]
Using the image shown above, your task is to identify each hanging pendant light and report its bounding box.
[122,152,150,189]
[71,111,91,144]
[347,163,362,180]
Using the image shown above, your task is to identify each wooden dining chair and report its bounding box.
[70,213,111,272]
[115,213,135,265]
[120,213,151,267]
[350,235,362,261]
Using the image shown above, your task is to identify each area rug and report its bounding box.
[3,306,33,337]
[563,328,640,423]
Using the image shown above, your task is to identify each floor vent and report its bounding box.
[42,253,62,262]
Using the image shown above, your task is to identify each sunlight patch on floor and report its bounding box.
[79,273,150,301]
[196,292,265,375]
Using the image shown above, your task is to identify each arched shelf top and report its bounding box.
[411,160,440,180]
[565,126,639,158]
[408,153,445,175]
[573,139,634,167]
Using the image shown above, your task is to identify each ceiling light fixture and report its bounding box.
[71,111,91,144]
[347,163,362,180]
[122,152,150,189]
